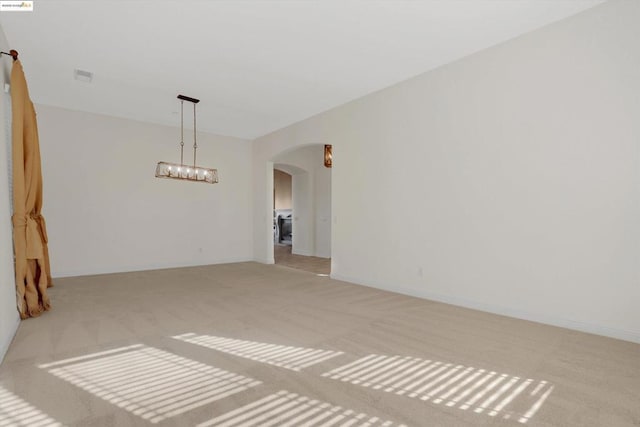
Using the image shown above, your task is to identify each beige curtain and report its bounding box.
[11,59,52,319]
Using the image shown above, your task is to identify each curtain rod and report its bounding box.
[0,50,18,61]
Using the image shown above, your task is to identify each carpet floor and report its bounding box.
[0,262,638,426]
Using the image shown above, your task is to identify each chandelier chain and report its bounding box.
[180,100,184,166]
[193,103,197,167]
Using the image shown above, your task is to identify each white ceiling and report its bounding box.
[0,0,603,140]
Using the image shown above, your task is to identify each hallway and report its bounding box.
[274,244,330,275]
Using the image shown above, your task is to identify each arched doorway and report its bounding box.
[270,145,331,275]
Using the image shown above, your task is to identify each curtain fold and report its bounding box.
[11,59,52,319]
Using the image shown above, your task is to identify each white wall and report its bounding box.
[0,25,19,362]
[253,0,640,343]
[291,171,312,256]
[37,105,253,277]
[273,145,331,258]
[314,159,331,259]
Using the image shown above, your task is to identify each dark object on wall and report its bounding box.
[0,49,18,61]
[324,144,332,168]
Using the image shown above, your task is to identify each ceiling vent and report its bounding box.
[74,69,93,83]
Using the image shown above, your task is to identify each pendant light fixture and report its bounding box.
[155,94,219,184]
[324,144,332,168]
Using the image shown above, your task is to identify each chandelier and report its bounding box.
[155,94,219,184]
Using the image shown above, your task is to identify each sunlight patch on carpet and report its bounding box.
[0,385,63,426]
[38,345,260,424]
[173,333,342,371]
[197,390,406,427]
[322,354,553,424]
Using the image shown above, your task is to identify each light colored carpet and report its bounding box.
[0,262,638,426]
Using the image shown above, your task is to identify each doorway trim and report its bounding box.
[263,143,332,266]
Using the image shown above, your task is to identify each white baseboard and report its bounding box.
[0,313,19,364]
[52,257,254,279]
[330,273,640,345]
